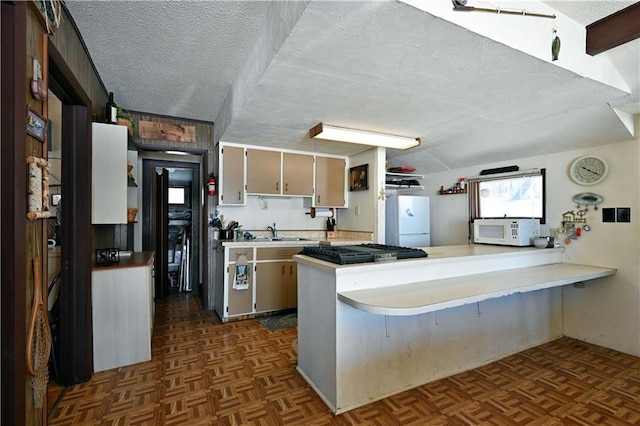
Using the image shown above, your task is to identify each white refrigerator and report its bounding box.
[385,195,430,247]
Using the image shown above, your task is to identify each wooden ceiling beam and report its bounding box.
[586,2,640,55]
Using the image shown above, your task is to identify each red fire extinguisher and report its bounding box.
[208,174,216,196]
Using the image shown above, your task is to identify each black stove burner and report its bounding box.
[300,244,427,265]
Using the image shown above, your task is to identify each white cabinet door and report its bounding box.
[92,266,152,372]
[92,123,127,224]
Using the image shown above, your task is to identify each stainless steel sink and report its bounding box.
[269,237,309,241]
[248,236,310,242]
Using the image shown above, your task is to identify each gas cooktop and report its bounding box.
[300,244,428,265]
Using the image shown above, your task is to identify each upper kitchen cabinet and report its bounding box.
[92,123,127,224]
[283,152,313,196]
[246,148,281,195]
[315,156,347,208]
[219,144,246,206]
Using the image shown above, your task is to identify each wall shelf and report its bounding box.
[385,171,424,191]
[438,188,467,195]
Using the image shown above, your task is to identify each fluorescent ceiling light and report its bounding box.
[309,123,420,150]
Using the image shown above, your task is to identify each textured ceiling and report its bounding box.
[66,0,639,174]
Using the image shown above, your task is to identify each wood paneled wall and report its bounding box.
[25,6,49,426]
[49,6,107,119]
[130,112,216,308]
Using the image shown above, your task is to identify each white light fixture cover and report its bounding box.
[309,123,420,150]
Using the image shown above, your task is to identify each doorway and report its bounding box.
[47,40,94,386]
[142,158,201,300]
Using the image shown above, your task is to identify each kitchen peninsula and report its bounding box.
[294,245,616,414]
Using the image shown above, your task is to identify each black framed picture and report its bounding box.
[349,164,368,192]
[26,108,47,142]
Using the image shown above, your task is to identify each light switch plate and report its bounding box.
[602,208,615,223]
[617,207,631,223]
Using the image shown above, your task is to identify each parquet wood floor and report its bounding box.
[48,295,640,425]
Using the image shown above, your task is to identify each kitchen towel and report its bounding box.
[233,264,249,290]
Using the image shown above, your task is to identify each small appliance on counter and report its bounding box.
[473,218,540,246]
[95,248,120,265]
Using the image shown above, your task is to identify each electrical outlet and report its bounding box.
[356,206,361,215]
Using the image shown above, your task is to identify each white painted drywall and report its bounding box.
[399,123,640,356]
[338,147,383,236]
[216,196,325,233]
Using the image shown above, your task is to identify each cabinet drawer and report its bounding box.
[227,247,253,262]
[257,247,304,260]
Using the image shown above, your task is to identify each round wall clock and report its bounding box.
[569,155,608,185]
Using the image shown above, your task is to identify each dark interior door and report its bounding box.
[143,163,169,298]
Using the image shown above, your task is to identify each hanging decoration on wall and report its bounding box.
[138,120,197,143]
[558,192,602,244]
[30,59,47,101]
[26,257,51,408]
[452,0,556,19]
[27,155,52,220]
[552,27,561,61]
[451,0,561,62]
[26,108,47,142]
[29,0,62,35]
[573,192,603,211]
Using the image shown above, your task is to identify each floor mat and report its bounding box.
[258,312,297,332]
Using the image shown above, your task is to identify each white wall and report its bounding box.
[339,147,385,238]
[404,133,640,356]
[216,196,326,233]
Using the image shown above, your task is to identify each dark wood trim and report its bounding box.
[58,0,108,95]
[1,2,28,424]
[201,151,210,308]
[48,41,94,385]
[142,159,202,299]
[586,3,640,55]
[48,41,92,106]
[128,109,214,126]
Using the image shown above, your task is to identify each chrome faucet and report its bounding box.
[267,223,277,239]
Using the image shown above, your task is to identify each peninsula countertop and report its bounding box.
[93,251,155,270]
[294,244,567,275]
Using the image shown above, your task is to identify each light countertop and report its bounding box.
[216,238,372,248]
[294,244,566,274]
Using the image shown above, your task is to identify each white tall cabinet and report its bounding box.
[92,123,127,224]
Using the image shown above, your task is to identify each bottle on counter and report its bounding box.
[105,92,117,124]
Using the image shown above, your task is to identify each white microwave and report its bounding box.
[473,218,540,246]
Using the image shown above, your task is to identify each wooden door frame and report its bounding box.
[142,158,202,299]
[48,40,94,385]
[1,2,28,423]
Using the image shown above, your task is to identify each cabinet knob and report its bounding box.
[285,183,288,192]
[238,191,241,201]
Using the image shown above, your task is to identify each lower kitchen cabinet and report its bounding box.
[215,244,305,322]
[226,263,254,315]
[92,252,155,372]
[255,262,290,312]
